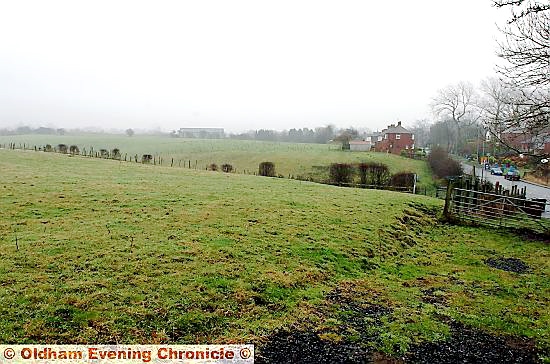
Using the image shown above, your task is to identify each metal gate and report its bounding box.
[449,187,550,233]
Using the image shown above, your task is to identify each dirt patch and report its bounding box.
[256,279,543,363]
[256,283,542,363]
[485,257,531,273]
[256,285,394,363]
[421,287,448,305]
[257,322,541,363]
[405,321,540,364]
[256,330,368,364]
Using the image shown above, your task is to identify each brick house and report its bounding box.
[500,129,550,155]
[374,121,415,155]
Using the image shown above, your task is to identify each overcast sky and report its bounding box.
[0,0,510,133]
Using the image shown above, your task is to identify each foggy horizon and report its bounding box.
[0,1,509,134]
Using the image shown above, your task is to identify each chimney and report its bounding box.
[398,121,402,126]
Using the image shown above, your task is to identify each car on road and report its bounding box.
[505,170,521,181]
[490,167,503,176]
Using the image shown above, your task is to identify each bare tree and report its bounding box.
[479,77,511,138]
[494,0,549,87]
[409,119,431,148]
[431,82,480,153]
[487,2,550,158]
[479,77,549,157]
[429,120,455,152]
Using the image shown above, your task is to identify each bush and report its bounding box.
[427,147,462,179]
[111,148,121,160]
[329,163,354,185]
[208,163,219,171]
[357,163,369,185]
[44,144,53,152]
[390,172,415,189]
[142,154,153,164]
[57,144,68,154]
[259,161,276,177]
[357,162,390,186]
[69,145,79,155]
[414,149,426,159]
[100,149,109,158]
[221,164,233,173]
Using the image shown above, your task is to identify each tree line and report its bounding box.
[228,126,336,144]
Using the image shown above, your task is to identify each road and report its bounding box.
[462,163,550,217]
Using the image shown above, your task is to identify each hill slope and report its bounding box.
[0,150,548,360]
[0,135,434,189]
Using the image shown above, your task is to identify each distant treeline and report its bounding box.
[228,126,336,144]
[4,125,338,144]
[0,126,66,136]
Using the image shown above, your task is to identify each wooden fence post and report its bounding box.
[443,180,454,220]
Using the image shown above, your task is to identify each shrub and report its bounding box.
[221,164,233,173]
[414,149,426,159]
[57,144,68,154]
[390,172,415,189]
[341,140,350,150]
[45,144,53,152]
[100,149,109,158]
[142,154,153,164]
[111,148,121,160]
[329,163,354,185]
[69,145,79,155]
[208,163,219,171]
[427,147,462,179]
[357,163,369,185]
[357,162,390,186]
[259,161,276,177]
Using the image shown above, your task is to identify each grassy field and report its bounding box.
[0,149,548,359]
[0,134,435,191]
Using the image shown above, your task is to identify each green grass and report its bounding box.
[0,149,548,359]
[0,134,435,191]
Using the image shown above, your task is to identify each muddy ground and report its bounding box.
[256,317,540,364]
[256,281,542,363]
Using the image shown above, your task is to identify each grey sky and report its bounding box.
[0,0,509,133]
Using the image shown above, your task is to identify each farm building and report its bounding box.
[178,128,225,139]
[374,121,415,155]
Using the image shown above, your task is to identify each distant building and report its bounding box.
[349,140,372,151]
[374,121,415,155]
[500,129,550,155]
[178,128,224,139]
[369,131,383,144]
[347,132,384,152]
